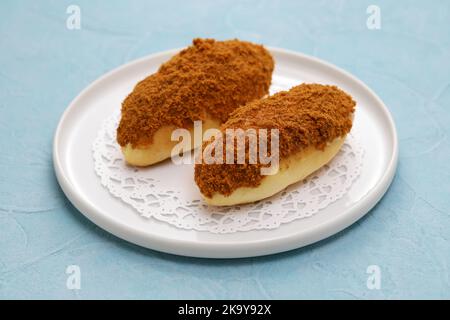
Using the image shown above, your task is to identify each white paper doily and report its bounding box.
[93,113,364,234]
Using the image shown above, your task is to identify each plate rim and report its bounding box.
[53,47,399,258]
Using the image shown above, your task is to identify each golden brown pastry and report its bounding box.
[194,84,356,206]
[117,38,274,166]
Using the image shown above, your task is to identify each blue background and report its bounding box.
[1,0,449,299]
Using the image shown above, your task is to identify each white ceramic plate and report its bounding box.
[53,47,398,258]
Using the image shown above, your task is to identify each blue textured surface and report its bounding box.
[1,0,449,299]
